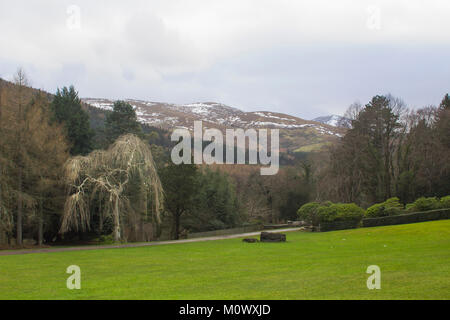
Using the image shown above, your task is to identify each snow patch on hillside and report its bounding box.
[83,98,343,138]
[312,115,346,127]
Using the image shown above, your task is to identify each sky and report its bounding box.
[0,0,449,119]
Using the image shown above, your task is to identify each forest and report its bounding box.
[0,69,448,246]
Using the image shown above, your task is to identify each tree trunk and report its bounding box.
[174,212,180,240]
[153,212,161,240]
[384,137,391,199]
[139,218,144,242]
[140,190,147,241]
[38,198,43,246]
[98,201,103,234]
[16,169,23,246]
[113,196,120,242]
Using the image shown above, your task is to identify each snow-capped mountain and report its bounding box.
[312,115,346,127]
[82,98,345,152]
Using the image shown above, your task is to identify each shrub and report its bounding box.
[366,197,404,217]
[297,202,321,225]
[317,205,336,223]
[440,195,450,209]
[405,203,415,212]
[321,201,333,207]
[406,197,440,212]
[316,203,365,231]
[318,203,364,224]
[335,203,365,223]
[383,197,404,216]
[366,203,385,218]
[96,234,115,244]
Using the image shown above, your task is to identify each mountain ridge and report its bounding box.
[83,98,345,153]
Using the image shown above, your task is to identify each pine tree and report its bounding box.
[105,100,142,144]
[328,95,406,205]
[436,94,450,148]
[160,163,199,239]
[51,86,93,155]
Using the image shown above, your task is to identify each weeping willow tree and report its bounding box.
[60,134,163,241]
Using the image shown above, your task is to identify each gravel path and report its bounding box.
[0,228,302,256]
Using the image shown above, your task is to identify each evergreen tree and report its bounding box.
[186,168,241,231]
[327,95,406,205]
[436,94,450,148]
[105,100,142,144]
[160,163,199,240]
[51,86,93,155]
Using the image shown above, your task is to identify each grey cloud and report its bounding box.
[0,1,449,119]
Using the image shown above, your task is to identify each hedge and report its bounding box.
[319,220,361,232]
[362,209,450,228]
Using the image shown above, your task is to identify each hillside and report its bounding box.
[313,115,346,127]
[83,98,345,153]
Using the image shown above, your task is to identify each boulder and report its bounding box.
[260,232,286,242]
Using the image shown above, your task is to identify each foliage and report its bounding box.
[321,94,450,206]
[317,203,365,224]
[159,162,199,240]
[298,201,364,226]
[365,203,384,218]
[95,234,116,244]
[324,95,405,206]
[366,195,448,218]
[405,197,440,212]
[159,165,244,238]
[365,197,404,218]
[51,86,93,155]
[440,195,450,209]
[184,168,242,233]
[105,101,142,144]
[297,202,321,225]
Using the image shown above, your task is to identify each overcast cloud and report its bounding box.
[0,0,449,118]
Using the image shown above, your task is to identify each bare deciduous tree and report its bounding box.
[60,134,163,241]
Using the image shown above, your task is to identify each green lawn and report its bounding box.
[1,220,449,299]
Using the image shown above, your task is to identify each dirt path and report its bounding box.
[0,228,302,256]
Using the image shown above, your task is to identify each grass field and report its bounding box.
[0,220,449,300]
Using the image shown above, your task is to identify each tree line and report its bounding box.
[317,94,450,207]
